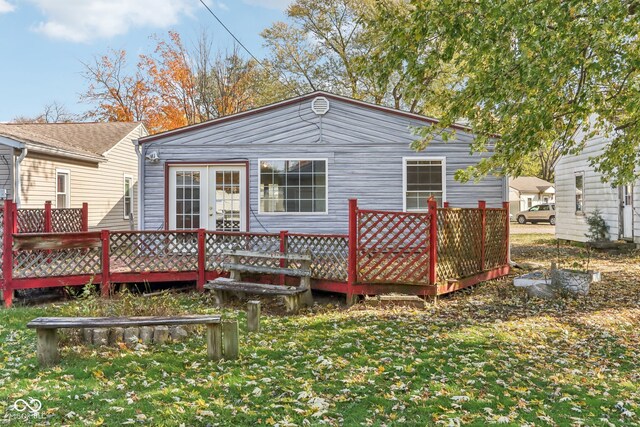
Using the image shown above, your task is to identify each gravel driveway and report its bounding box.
[510,223,556,235]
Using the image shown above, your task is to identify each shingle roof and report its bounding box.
[0,122,141,157]
[509,176,555,193]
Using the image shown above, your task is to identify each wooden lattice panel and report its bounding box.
[357,210,431,285]
[110,232,198,273]
[51,209,83,232]
[436,209,483,281]
[485,209,508,269]
[205,232,280,272]
[13,248,101,278]
[287,234,348,281]
[16,209,45,233]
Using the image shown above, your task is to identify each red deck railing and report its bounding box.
[0,198,510,307]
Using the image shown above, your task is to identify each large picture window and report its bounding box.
[404,158,445,211]
[259,160,327,213]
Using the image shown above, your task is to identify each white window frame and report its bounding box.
[257,158,329,215]
[55,169,70,208]
[123,174,134,220]
[402,156,447,212]
[575,171,585,215]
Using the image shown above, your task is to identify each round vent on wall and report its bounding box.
[311,96,330,115]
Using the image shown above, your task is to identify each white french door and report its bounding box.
[208,166,246,232]
[168,165,247,231]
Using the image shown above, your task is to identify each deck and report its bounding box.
[1,199,510,307]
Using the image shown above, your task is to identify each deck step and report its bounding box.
[221,262,310,277]
[205,278,306,296]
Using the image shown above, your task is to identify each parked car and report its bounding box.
[516,203,556,225]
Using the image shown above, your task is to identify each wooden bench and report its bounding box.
[205,250,313,313]
[27,315,237,367]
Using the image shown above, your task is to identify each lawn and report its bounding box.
[1,234,639,426]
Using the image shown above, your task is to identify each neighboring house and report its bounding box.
[136,91,507,234]
[555,131,638,243]
[0,122,147,230]
[509,176,555,218]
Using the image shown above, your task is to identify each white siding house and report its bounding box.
[555,133,637,243]
[508,176,555,218]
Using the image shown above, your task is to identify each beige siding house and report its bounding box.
[0,122,147,230]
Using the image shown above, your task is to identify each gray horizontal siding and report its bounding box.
[142,97,504,233]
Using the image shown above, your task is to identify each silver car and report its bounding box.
[516,203,556,225]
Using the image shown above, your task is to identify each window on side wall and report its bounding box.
[56,170,70,208]
[404,158,445,211]
[575,172,584,214]
[123,175,133,219]
[259,160,327,213]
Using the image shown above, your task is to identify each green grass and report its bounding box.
[1,239,640,426]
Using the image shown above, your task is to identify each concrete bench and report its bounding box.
[206,250,313,312]
[27,315,237,367]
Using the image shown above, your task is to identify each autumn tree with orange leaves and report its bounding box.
[80,31,290,134]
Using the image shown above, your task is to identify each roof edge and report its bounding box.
[139,91,479,144]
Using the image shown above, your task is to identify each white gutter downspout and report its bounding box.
[14,147,27,208]
[134,140,144,230]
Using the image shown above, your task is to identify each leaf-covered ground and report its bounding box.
[1,234,639,426]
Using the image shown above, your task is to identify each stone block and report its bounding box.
[93,328,109,346]
[109,327,125,346]
[153,326,169,344]
[169,326,189,342]
[139,326,154,344]
[124,327,140,349]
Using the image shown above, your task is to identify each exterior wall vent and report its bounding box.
[311,96,330,115]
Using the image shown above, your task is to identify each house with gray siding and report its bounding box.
[136,91,508,234]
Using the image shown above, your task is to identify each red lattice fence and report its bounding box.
[10,201,88,233]
[356,210,431,285]
[1,198,510,307]
[352,199,510,288]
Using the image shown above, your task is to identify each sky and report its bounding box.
[0,0,291,122]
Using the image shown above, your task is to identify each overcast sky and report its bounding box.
[0,0,291,122]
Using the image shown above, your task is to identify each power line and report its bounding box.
[197,0,263,66]
[196,0,305,95]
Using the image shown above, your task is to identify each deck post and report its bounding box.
[44,201,52,233]
[247,300,260,333]
[503,201,511,265]
[2,199,14,307]
[479,201,486,272]
[206,322,222,361]
[197,228,206,292]
[11,200,17,234]
[279,230,288,286]
[347,198,358,306]
[222,320,239,359]
[428,199,438,286]
[81,203,89,232]
[36,328,59,366]
[100,230,111,298]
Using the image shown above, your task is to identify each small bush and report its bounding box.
[585,209,608,242]
[62,284,184,318]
